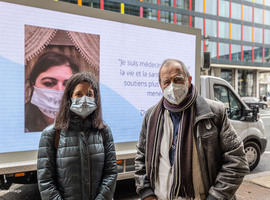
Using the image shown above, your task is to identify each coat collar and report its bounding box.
[194,95,215,124]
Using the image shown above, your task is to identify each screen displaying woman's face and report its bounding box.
[35,64,73,91]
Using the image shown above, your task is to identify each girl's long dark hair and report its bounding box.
[54,72,105,131]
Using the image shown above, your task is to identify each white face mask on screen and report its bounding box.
[163,83,188,105]
[31,86,64,119]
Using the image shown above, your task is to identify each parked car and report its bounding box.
[242,96,268,109]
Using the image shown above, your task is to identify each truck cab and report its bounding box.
[200,75,267,170]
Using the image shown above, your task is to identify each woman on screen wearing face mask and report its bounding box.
[37,72,117,200]
[25,51,79,132]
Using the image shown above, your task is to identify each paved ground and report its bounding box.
[237,182,270,200]
[236,171,270,200]
[115,171,270,200]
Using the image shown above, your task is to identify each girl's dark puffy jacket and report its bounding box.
[37,118,117,200]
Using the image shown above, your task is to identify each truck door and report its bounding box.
[212,84,248,140]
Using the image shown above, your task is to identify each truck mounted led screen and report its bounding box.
[0,0,199,153]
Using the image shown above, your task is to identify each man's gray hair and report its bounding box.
[158,59,190,83]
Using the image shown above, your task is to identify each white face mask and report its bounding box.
[70,96,97,117]
[30,86,64,119]
[163,83,188,105]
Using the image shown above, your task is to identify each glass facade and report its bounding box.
[231,45,241,61]
[221,69,232,85]
[231,23,241,41]
[254,8,263,24]
[266,10,270,26]
[60,0,270,68]
[231,3,241,20]
[238,70,254,97]
[205,19,217,37]
[219,0,229,18]
[243,26,252,42]
[243,5,252,22]
[219,21,229,39]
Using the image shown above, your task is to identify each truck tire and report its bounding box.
[0,175,12,190]
[244,141,261,171]
[262,104,266,109]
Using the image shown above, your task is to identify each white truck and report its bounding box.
[0,0,267,189]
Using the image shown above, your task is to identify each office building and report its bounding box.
[60,0,270,98]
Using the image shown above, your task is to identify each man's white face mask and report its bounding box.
[31,86,64,119]
[163,82,188,105]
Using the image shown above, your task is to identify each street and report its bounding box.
[1,107,270,200]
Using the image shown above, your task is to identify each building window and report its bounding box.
[265,48,270,63]
[208,41,217,58]
[265,30,270,45]
[194,17,203,33]
[243,5,252,22]
[231,23,241,41]
[219,21,229,39]
[205,0,217,15]
[145,8,158,20]
[219,43,229,60]
[205,19,217,37]
[255,0,264,4]
[195,0,203,13]
[160,11,172,23]
[175,14,190,26]
[254,47,263,63]
[231,2,241,20]
[254,27,263,44]
[254,8,263,24]
[238,69,254,97]
[104,1,120,12]
[175,0,192,10]
[160,0,169,6]
[124,4,140,17]
[243,46,252,62]
[221,69,232,85]
[219,0,229,18]
[243,25,252,42]
[265,10,270,26]
[231,45,241,61]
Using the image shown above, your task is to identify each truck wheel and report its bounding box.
[244,141,261,171]
[262,104,266,109]
[0,175,12,190]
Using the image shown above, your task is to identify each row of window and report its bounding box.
[208,41,270,63]
[62,0,270,64]
[197,0,270,25]
[147,0,270,9]
[196,18,270,44]
[143,0,270,25]
[147,13,270,45]
[76,0,270,27]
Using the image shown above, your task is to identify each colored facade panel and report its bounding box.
[59,0,270,65]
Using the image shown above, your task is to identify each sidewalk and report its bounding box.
[115,171,270,200]
[236,171,270,200]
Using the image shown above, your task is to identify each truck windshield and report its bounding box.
[213,85,243,120]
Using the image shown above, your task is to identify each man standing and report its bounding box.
[135,59,249,200]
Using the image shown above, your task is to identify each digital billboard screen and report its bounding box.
[0,0,200,153]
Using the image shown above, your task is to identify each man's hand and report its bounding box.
[143,195,158,200]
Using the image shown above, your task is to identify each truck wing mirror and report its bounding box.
[244,105,259,122]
